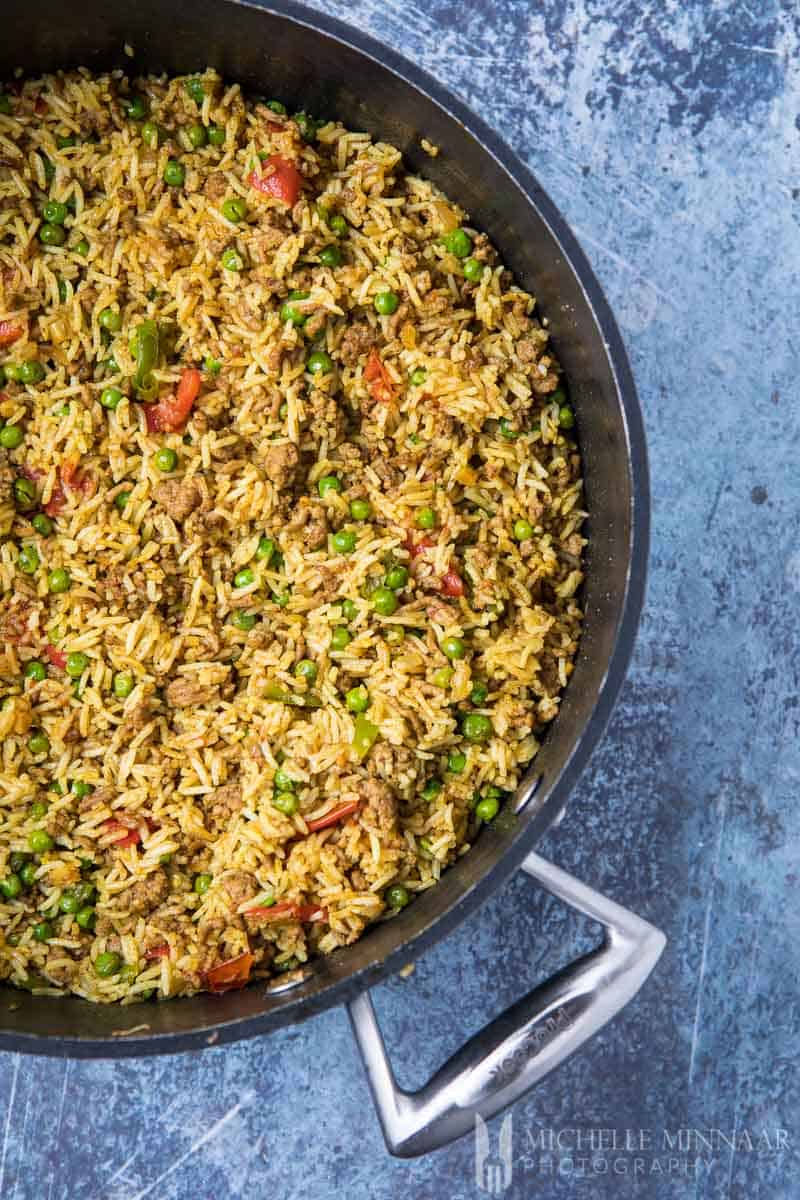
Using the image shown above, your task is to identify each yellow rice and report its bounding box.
[0,68,585,1002]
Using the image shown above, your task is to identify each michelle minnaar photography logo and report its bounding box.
[474,1115,790,1193]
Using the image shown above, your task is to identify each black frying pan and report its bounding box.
[0,0,661,1156]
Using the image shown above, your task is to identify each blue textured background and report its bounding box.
[2,2,798,1196]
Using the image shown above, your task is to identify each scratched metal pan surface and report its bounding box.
[0,0,648,1056]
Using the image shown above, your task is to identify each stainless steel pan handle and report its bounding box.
[348,850,666,1157]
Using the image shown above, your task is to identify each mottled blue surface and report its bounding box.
[1,2,798,1196]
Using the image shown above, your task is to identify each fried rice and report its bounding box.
[0,68,585,1003]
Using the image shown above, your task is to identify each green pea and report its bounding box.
[470,681,489,705]
[163,159,185,187]
[0,875,22,900]
[95,951,121,977]
[410,368,427,386]
[28,731,50,755]
[73,238,89,257]
[374,290,399,315]
[440,636,465,660]
[513,519,534,542]
[444,228,472,258]
[345,686,369,713]
[422,779,442,801]
[28,829,54,854]
[0,95,11,115]
[333,529,356,555]
[447,751,467,774]
[3,363,22,382]
[330,626,351,651]
[59,890,81,914]
[70,780,93,799]
[33,921,53,943]
[194,874,213,894]
[204,355,222,375]
[30,801,48,819]
[18,544,40,575]
[19,360,45,385]
[384,565,408,591]
[559,404,575,430]
[221,246,244,271]
[266,100,287,115]
[186,123,207,150]
[42,200,67,225]
[272,790,299,816]
[14,477,36,509]
[100,386,123,411]
[499,418,519,440]
[463,257,485,282]
[19,862,38,887]
[185,78,206,104]
[272,589,291,608]
[294,659,318,685]
[0,424,23,449]
[24,660,47,682]
[73,881,96,905]
[329,213,348,237]
[318,475,342,498]
[231,610,257,631]
[65,652,88,678]
[112,671,135,699]
[475,794,500,822]
[372,586,398,616]
[234,567,255,588]
[342,499,369,524]
[255,536,275,563]
[462,713,493,743]
[48,568,71,593]
[319,244,342,268]
[40,223,67,247]
[141,120,163,149]
[307,350,333,375]
[155,447,178,473]
[124,95,148,120]
[272,767,293,791]
[98,307,122,333]
[222,196,248,222]
[207,124,226,145]
[114,491,130,512]
[9,853,29,874]
[30,513,52,539]
[432,666,454,688]
[279,297,308,326]
[385,883,410,909]
[294,111,319,141]
[416,507,436,530]
[76,906,96,930]
[341,599,358,622]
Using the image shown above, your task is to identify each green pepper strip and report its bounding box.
[263,682,290,702]
[352,713,379,758]
[131,319,159,396]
